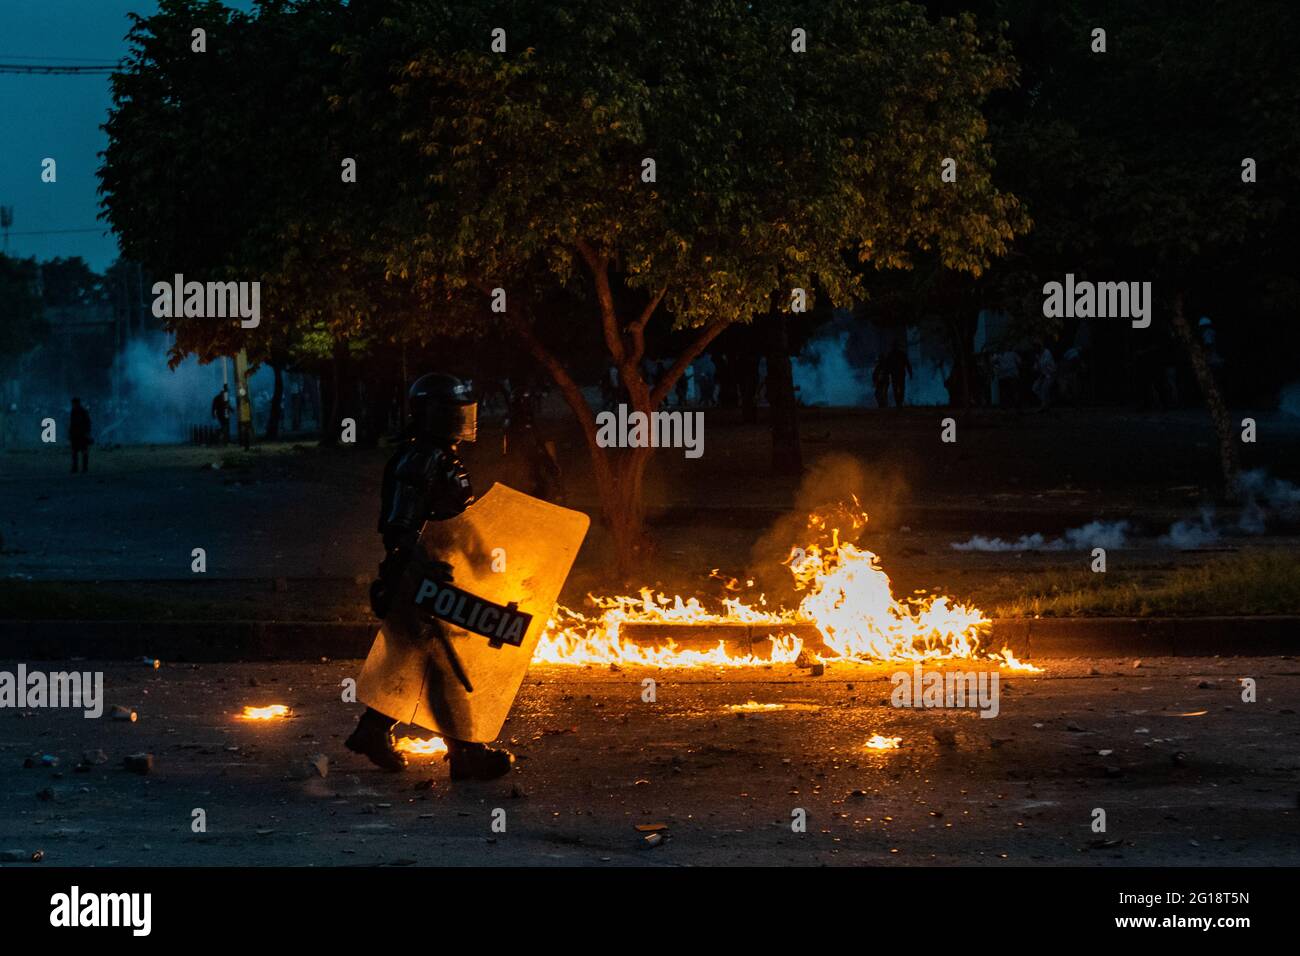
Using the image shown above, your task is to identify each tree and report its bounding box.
[347,0,1026,572]
[102,0,1027,575]
[1088,0,1299,492]
[40,257,107,308]
[961,0,1300,490]
[99,0,404,429]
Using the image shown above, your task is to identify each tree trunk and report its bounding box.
[506,247,729,577]
[265,362,283,440]
[1170,291,1238,494]
[595,446,654,579]
[319,339,346,447]
[766,314,802,475]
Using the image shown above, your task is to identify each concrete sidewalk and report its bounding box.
[1,615,1296,661]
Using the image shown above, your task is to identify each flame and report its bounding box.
[864,734,903,750]
[395,735,449,755]
[725,701,821,713]
[534,502,1037,671]
[238,704,290,721]
[992,647,1042,673]
[533,599,803,667]
[727,701,788,713]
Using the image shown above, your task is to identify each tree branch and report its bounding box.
[651,318,733,408]
[626,285,667,370]
[575,241,626,368]
[630,285,667,334]
[508,313,598,448]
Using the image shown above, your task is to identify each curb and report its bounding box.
[618,618,1299,660]
[0,616,1296,662]
[0,620,375,662]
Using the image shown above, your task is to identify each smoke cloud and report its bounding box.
[792,332,870,406]
[746,453,907,600]
[102,332,275,444]
[950,520,1130,553]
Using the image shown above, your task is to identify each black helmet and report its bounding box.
[408,372,477,443]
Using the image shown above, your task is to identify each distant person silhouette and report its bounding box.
[237,385,253,450]
[69,397,91,473]
[993,349,1022,409]
[872,355,889,408]
[1032,341,1057,411]
[211,385,232,444]
[886,342,912,407]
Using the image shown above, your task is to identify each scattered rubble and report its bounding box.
[123,753,154,774]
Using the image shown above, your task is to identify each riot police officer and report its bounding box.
[345,373,515,780]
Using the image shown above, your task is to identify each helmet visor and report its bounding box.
[452,401,478,443]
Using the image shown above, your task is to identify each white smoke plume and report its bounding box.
[101,332,274,444]
[1235,468,1300,534]
[792,332,870,406]
[951,520,1130,552]
[953,472,1300,552]
[1158,507,1219,549]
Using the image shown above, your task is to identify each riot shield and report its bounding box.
[358,483,589,742]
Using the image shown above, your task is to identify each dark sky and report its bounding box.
[0,0,253,272]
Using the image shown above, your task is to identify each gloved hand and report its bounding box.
[370,549,408,620]
[418,558,455,583]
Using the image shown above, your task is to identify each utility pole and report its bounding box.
[0,206,12,251]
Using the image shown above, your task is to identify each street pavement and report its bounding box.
[2,655,1297,866]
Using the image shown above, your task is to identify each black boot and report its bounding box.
[446,740,515,781]
[345,708,407,772]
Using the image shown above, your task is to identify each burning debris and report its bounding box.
[864,735,903,750]
[536,502,1030,670]
[728,701,789,713]
[725,701,822,713]
[394,735,449,756]
[237,704,291,721]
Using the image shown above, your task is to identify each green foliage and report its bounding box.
[101,0,1027,359]
[39,257,107,307]
[99,0,400,368]
[985,0,1299,293]
[359,0,1027,330]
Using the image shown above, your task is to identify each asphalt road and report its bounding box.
[3,655,1297,867]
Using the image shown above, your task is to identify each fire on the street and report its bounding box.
[534,502,1040,672]
[395,735,449,755]
[237,704,291,720]
[726,701,822,713]
[864,734,903,750]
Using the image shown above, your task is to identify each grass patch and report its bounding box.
[991,550,1300,618]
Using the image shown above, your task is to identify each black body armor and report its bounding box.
[370,440,474,617]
